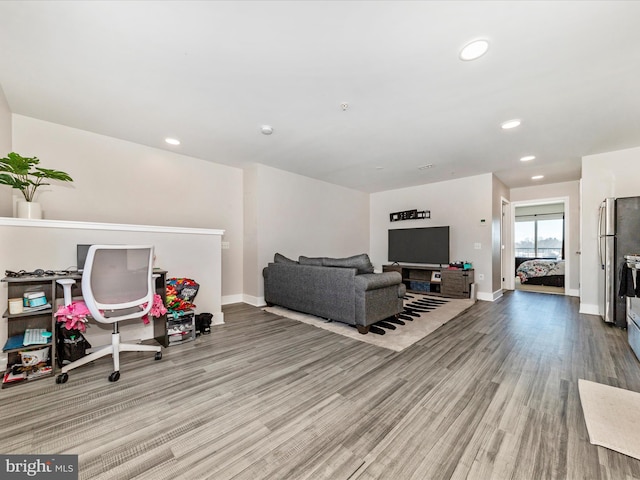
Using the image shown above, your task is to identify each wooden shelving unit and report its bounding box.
[383,265,474,298]
[2,273,81,387]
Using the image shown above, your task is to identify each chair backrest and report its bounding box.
[81,245,155,324]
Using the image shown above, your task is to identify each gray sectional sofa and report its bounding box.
[263,253,406,334]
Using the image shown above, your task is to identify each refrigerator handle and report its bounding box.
[598,202,605,269]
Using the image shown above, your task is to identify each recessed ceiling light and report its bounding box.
[165,137,180,146]
[459,39,489,61]
[501,119,521,130]
[261,125,273,135]
[520,155,536,162]
[532,175,544,180]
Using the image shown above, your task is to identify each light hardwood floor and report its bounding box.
[2,290,640,480]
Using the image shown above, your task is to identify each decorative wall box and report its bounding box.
[389,209,430,222]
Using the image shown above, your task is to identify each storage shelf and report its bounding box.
[2,366,54,387]
[2,276,60,389]
[165,310,196,346]
[384,265,474,298]
[3,308,53,319]
[3,337,53,353]
[384,265,442,295]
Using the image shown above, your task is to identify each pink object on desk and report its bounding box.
[55,301,91,332]
[141,294,167,324]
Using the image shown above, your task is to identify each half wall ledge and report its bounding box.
[0,217,225,348]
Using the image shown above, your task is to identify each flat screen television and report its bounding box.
[388,226,450,265]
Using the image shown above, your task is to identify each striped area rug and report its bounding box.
[263,293,476,352]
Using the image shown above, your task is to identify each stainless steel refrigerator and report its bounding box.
[598,196,640,327]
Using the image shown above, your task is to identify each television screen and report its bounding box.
[388,226,450,265]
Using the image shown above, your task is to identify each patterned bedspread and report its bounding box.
[516,259,565,283]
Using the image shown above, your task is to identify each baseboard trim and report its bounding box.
[222,294,244,305]
[477,291,499,302]
[241,294,266,307]
[213,311,225,325]
[221,294,267,307]
[580,303,600,316]
[567,288,579,297]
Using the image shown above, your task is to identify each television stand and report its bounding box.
[383,264,474,298]
[383,264,442,295]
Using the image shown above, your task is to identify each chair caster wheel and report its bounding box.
[56,373,68,384]
[109,371,120,382]
[155,352,162,361]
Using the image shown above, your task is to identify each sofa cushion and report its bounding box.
[274,253,298,265]
[323,254,375,274]
[299,256,324,266]
[355,271,402,291]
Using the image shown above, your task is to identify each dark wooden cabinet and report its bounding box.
[440,269,474,298]
[383,265,474,298]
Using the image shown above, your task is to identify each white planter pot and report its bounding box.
[16,201,43,219]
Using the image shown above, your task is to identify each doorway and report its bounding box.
[507,197,570,295]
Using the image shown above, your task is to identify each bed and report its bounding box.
[515,258,565,287]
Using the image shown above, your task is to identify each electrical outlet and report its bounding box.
[478,273,484,281]
[221,241,230,250]
[474,243,481,249]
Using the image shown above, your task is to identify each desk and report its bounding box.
[0,217,225,362]
[1,269,168,387]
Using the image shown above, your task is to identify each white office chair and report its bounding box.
[56,245,162,384]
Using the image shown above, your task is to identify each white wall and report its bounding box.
[11,115,244,301]
[0,84,11,217]
[581,146,640,314]
[370,174,495,300]
[243,163,370,305]
[492,176,510,295]
[15,111,633,313]
[242,164,259,304]
[510,180,580,295]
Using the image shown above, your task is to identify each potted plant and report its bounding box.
[0,152,73,219]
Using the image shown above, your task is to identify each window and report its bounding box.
[515,204,564,259]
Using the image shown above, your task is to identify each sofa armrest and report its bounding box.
[354,271,402,291]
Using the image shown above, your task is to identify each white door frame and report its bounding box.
[508,196,570,294]
[501,197,511,290]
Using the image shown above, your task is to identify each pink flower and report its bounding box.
[141,294,167,324]
[55,294,167,329]
[55,301,91,332]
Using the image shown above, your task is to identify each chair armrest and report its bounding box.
[354,271,402,291]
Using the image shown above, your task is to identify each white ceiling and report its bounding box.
[1,1,639,193]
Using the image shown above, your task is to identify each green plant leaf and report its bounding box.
[0,173,27,189]
[0,152,73,202]
[33,167,73,182]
